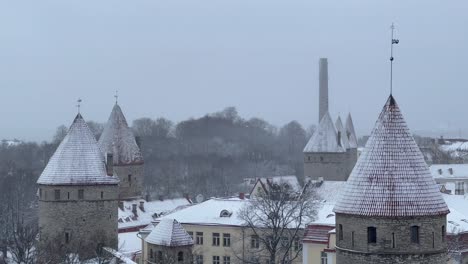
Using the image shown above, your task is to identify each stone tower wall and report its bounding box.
[335,213,447,264]
[38,184,118,258]
[304,152,350,181]
[114,163,144,200]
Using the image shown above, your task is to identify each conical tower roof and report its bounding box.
[304,112,345,153]
[345,113,358,148]
[334,96,449,217]
[38,114,119,186]
[145,218,194,247]
[98,104,143,165]
[335,116,350,149]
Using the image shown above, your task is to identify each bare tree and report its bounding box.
[238,181,318,264]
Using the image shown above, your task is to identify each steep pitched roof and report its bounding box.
[98,104,143,165]
[145,218,193,247]
[37,114,119,186]
[345,113,358,148]
[334,96,449,217]
[335,116,350,149]
[304,112,345,153]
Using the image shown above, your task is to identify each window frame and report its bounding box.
[367,226,377,244]
[411,226,420,244]
[212,232,220,246]
[196,232,204,245]
[223,233,231,247]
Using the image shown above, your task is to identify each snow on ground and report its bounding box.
[118,231,141,260]
[443,194,468,234]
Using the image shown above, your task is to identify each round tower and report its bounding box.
[98,103,144,200]
[37,114,119,260]
[333,96,450,264]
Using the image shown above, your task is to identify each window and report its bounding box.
[442,225,446,242]
[223,256,230,264]
[294,238,302,251]
[213,256,220,264]
[338,224,343,240]
[65,232,70,244]
[352,231,355,248]
[78,189,84,200]
[101,191,104,199]
[149,248,153,259]
[128,175,132,186]
[251,235,259,248]
[212,233,220,246]
[39,188,42,198]
[411,226,420,244]
[223,233,231,247]
[195,255,203,264]
[367,227,377,244]
[67,192,70,200]
[54,189,60,200]
[188,231,193,239]
[196,232,204,245]
[178,251,184,262]
[432,232,435,248]
[320,252,327,264]
[392,233,395,248]
[157,251,162,260]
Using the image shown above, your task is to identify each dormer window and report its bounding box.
[220,210,232,217]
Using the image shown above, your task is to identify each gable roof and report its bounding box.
[37,114,119,186]
[335,116,350,149]
[145,218,193,247]
[334,95,449,217]
[98,104,143,165]
[345,113,358,148]
[304,112,345,153]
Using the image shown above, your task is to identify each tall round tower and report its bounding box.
[333,95,450,264]
[37,114,119,259]
[98,103,144,200]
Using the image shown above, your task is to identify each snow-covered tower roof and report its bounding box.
[334,96,449,217]
[98,103,143,165]
[37,114,119,186]
[335,116,350,150]
[345,113,358,148]
[145,218,194,247]
[304,112,345,153]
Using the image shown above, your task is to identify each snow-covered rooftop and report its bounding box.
[335,116,350,149]
[334,95,449,217]
[37,114,119,186]
[119,198,191,230]
[145,218,194,247]
[345,113,358,149]
[161,198,248,226]
[430,164,468,179]
[304,112,345,153]
[98,104,143,166]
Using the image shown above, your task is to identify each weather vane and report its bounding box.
[76,98,82,113]
[114,90,119,104]
[390,23,399,95]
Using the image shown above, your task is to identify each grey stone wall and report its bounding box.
[304,152,351,181]
[114,163,144,200]
[335,213,448,264]
[38,184,118,259]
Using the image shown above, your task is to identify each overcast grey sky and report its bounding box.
[0,0,467,141]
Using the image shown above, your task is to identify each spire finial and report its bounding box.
[114,90,119,104]
[390,23,399,95]
[76,98,82,114]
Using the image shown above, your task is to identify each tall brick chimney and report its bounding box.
[319,58,329,122]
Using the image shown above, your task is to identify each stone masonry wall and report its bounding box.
[38,184,118,258]
[114,163,144,200]
[335,213,447,264]
[304,152,350,181]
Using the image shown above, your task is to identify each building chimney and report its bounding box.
[106,153,114,176]
[319,58,329,122]
[139,201,145,212]
[239,193,245,200]
[132,204,138,217]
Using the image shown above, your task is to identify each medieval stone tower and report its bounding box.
[37,113,119,259]
[333,95,450,264]
[303,58,358,181]
[98,103,144,200]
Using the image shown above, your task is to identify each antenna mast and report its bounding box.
[390,23,399,95]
